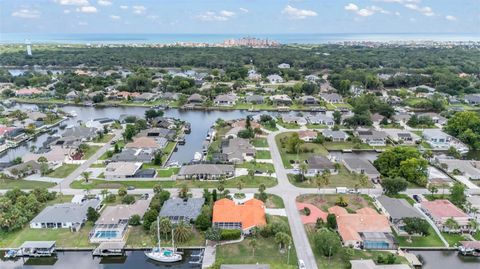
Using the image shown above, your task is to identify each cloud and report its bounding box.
[345,4,390,17]
[11,9,41,19]
[54,0,89,5]
[219,10,235,17]
[196,10,236,21]
[344,3,358,11]
[239,8,249,13]
[374,0,419,3]
[404,4,434,16]
[445,15,457,21]
[78,21,88,25]
[98,0,112,6]
[132,5,146,14]
[109,15,120,20]
[147,15,159,20]
[64,9,71,14]
[120,5,128,10]
[76,6,98,13]
[281,5,317,20]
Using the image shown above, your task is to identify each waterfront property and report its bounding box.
[420,199,473,233]
[110,148,155,163]
[104,162,143,180]
[384,129,421,145]
[220,137,256,163]
[4,160,42,179]
[178,164,235,180]
[354,129,388,146]
[17,241,56,257]
[159,197,205,224]
[436,158,480,180]
[213,198,266,234]
[30,199,101,232]
[342,158,381,182]
[321,129,349,141]
[350,259,410,269]
[305,155,337,176]
[320,93,343,104]
[376,196,424,235]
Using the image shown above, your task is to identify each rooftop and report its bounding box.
[421,199,468,219]
[213,198,266,230]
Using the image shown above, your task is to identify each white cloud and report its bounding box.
[98,0,112,6]
[404,4,434,16]
[11,9,41,19]
[55,0,89,5]
[132,5,146,14]
[109,15,120,20]
[64,9,71,14]
[344,3,358,11]
[345,4,390,17]
[147,15,159,20]
[120,5,128,10]
[374,0,419,3]
[239,8,249,13]
[395,11,401,16]
[281,5,317,20]
[78,21,88,25]
[219,10,235,17]
[445,15,457,21]
[197,11,228,21]
[76,6,98,13]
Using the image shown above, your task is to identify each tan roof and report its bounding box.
[104,162,142,177]
[125,137,161,149]
[421,199,468,219]
[331,207,391,242]
[96,199,150,225]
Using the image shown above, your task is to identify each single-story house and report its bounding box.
[159,198,205,224]
[4,160,41,179]
[269,94,292,105]
[62,126,97,141]
[298,130,317,142]
[418,112,447,125]
[437,159,480,180]
[306,156,337,176]
[66,90,79,101]
[221,138,256,163]
[300,95,319,105]
[355,130,387,146]
[384,129,421,145]
[23,146,71,165]
[27,111,47,122]
[213,198,266,234]
[85,118,115,130]
[376,196,423,235]
[423,129,450,149]
[125,136,167,150]
[266,74,284,84]
[137,127,176,140]
[278,63,290,69]
[178,164,235,180]
[464,94,480,105]
[214,94,237,106]
[305,75,320,83]
[342,158,381,182]
[110,148,155,163]
[104,162,143,180]
[187,93,205,104]
[245,95,265,104]
[282,115,307,126]
[320,93,343,104]
[134,92,158,102]
[16,88,43,97]
[420,199,473,233]
[307,114,334,126]
[321,130,349,142]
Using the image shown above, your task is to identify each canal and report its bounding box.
[411,250,480,269]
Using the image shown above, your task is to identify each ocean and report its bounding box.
[0,33,479,44]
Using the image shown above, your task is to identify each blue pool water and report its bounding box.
[94,231,118,239]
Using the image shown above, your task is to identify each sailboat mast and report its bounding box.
[157,216,161,250]
[171,229,175,251]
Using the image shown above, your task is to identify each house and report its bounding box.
[300,95,319,105]
[221,138,256,163]
[213,198,266,234]
[125,136,167,150]
[90,199,150,242]
[418,112,447,125]
[342,158,381,182]
[85,118,114,130]
[110,148,155,163]
[355,130,388,146]
[281,115,307,126]
[245,95,264,104]
[384,129,421,145]
[115,91,140,100]
[266,74,284,84]
[330,206,395,249]
[247,70,262,81]
[159,198,205,224]
[65,90,79,101]
[420,199,472,233]
[27,111,47,121]
[392,113,411,124]
[23,146,71,165]
[307,114,334,126]
[178,164,235,180]
[30,199,101,232]
[305,156,337,176]
[321,130,349,142]
[187,93,204,104]
[464,94,480,105]
[161,92,180,101]
[134,92,157,102]
[269,94,292,105]
[104,162,143,180]
[305,74,320,83]
[214,94,237,106]
[298,130,317,142]
[376,196,423,235]
[422,129,450,148]
[4,160,41,179]
[350,260,410,269]
[16,88,43,97]
[149,117,177,130]
[370,113,384,124]
[409,85,436,93]
[320,93,343,104]
[277,63,290,69]
[437,159,480,180]
[62,126,97,141]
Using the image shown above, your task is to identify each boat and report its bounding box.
[193,152,202,162]
[458,241,480,256]
[145,217,182,263]
[4,249,18,258]
[68,110,77,117]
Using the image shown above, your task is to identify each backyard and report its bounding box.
[251,137,269,147]
[276,132,329,169]
[288,165,374,188]
[395,226,445,247]
[297,194,376,212]
[46,164,80,178]
[126,226,205,248]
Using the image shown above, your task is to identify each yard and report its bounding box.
[93,133,114,143]
[297,194,376,213]
[322,141,372,150]
[261,194,285,208]
[276,119,300,129]
[126,226,205,248]
[251,137,269,147]
[256,150,272,159]
[46,164,80,178]
[237,162,275,173]
[276,132,329,169]
[82,146,101,160]
[0,179,55,189]
[442,232,470,247]
[288,165,374,188]
[156,167,180,177]
[395,226,445,247]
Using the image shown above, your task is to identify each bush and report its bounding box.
[105,194,116,203]
[233,193,246,199]
[220,229,241,241]
[304,207,311,216]
[122,194,135,204]
[129,214,141,226]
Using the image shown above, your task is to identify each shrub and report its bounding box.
[129,214,141,226]
[105,194,116,203]
[122,194,135,204]
[220,229,241,241]
[304,207,311,216]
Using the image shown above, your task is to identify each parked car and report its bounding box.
[127,186,135,190]
[413,194,422,203]
[298,259,306,269]
[336,187,347,194]
[348,189,360,194]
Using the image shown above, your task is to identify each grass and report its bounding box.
[0,179,55,189]
[0,222,95,248]
[423,194,451,201]
[322,141,372,150]
[126,226,205,248]
[395,226,445,247]
[276,120,300,129]
[442,232,470,247]
[46,164,80,178]
[161,142,176,164]
[157,167,180,177]
[263,194,285,208]
[70,176,277,189]
[276,132,329,169]
[306,124,327,129]
[237,162,275,173]
[90,163,106,168]
[297,194,376,212]
[386,194,416,205]
[82,146,101,160]
[288,165,374,188]
[93,134,114,143]
[251,138,269,147]
[256,150,272,159]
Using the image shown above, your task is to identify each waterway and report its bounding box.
[411,250,480,269]
[0,250,201,269]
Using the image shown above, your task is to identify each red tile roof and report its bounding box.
[421,199,468,219]
[213,198,266,230]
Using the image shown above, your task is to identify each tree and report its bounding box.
[249,238,258,256]
[382,177,408,195]
[118,186,127,196]
[450,182,466,207]
[122,194,135,204]
[129,214,141,226]
[195,212,212,231]
[314,228,341,257]
[178,183,189,198]
[100,189,109,199]
[40,162,49,176]
[333,110,342,125]
[87,207,100,222]
[153,184,162,194]
[248,169,255,180]
[145,109,163,120]
[159,217,173,239]
[81,171,91,183]
[299,162,308,181]
[123,124,137,141]
[444,217,460,233]
[174,221,192,243]
[403,217,430,241]
[205,227,221,242]
[274,232,291,252]
[335,196,348,207]
[445,111,480,149]
[327,213,337,229]
[428,185,438,196]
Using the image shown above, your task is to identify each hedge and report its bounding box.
[220,229,241,241]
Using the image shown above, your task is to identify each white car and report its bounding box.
[298,259,306,269]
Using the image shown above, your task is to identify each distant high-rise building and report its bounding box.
[25,40,32,56]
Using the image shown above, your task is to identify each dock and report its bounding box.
[17,241,56,257]
[92,241,126,257]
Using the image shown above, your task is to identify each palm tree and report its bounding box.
[359,174,369,194]
[81,171,91,183]
[179,183,189,198]
[274,232,291,253]
[248,169,255,180]
[468,219,478,234]
[159,217,173,239]
[299,162,308,182]
[174,221,192,243]
[444,218,459,234]
[249,238,258,256]
[237,179,245,191]
[100,189,109,199]
[319,171,330,199]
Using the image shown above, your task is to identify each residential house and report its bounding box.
[350,260,410,269]
[104,162,143,180]
[320,93,343,104]
[409,85,436,93]
[66,90,79,101]
[16,88,43,97]
[159,198,205,224]
[464,94,480,105]
[125,136,167,151]
[305,75,320,83]
[23,146,71,165]
[4,160,41,179]
[161,92,180,101]
[307,114,334,127]
[30,199,101,232]
[422,129,450,149]
[281,115,307,126]
[269,94,292,105]
[392,113,411,124]
[300,95,319,105]
[214,94,237,106]
[178,164,235,180]
[321,129,349,142]
[149,118,177,130]
[115,91,140,100]
[266,74,284,84]
[221,138,256,163]
[110,148,155,163]
[418,112,447,125]
[370,113,385,125]
[247,70,262,81]
[62,126,97,141]
[298,130,317,142]
[187,93,204,104]
[355,130,388,146]
[213,198,266,234]
[305,156,337,176]
[85,118,114,130]
[437,159,480,180]
[384,129,421,145]
[90,199,150,242]
[27,111,47,122]
[245,95,264,104]
[376,196,423,235]
[277,63,290,69]
[421,199,472,233]
[342,158,381,182]
[134,92,157,102]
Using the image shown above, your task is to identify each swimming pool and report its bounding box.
[94,231,119,239]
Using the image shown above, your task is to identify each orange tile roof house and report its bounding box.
[15,88,43,96]
[213,198,266,234]
[420,199,473,232]
[331,206,396,250]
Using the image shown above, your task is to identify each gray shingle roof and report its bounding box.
[30,199,101,224]
[159,198,205,222]
[179,164,234,176]
[377,196,423,220]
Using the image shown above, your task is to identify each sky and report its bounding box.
[0,0,479,34]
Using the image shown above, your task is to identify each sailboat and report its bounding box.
[145,217,182,263]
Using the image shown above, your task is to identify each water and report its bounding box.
[1,33,479,44]
[0,250,200,269]
[411,250,480,269]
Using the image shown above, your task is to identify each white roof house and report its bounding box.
[104,162,142,180]
[267,74,284,84]
[277,63,291,69]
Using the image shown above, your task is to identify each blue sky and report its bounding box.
[0,0,479,34]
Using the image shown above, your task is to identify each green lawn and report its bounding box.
[306,124,327,129]
[126,226,205,248]
[322,141,372,150]
[262,194,285,208]
[256,150,272,159]
[442,232,470,247]
[161,142,177,164]
[0,179,55,189]
[395,227,445,247]
[288,165,374,188]
[46,164,80,178]
[157,167,180,177]
[93,134,114,143]
[82,146,101,160]
[297,194,376,212]
[0,222,95,248]
[252,138,269,147]
[276,120,300,129]
[237,162,275,173]
[70,176,277,189]
[276,132,329,169]
[90,163,106,168]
